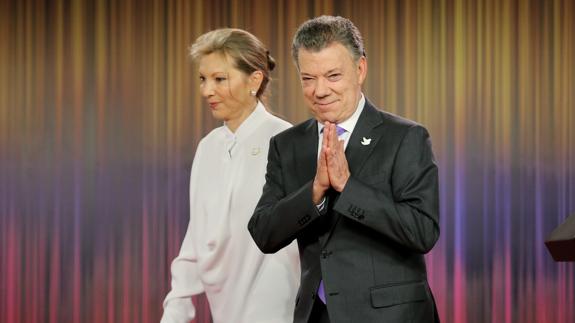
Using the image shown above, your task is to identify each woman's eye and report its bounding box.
[215,77,227,83]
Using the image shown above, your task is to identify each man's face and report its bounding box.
[297,42,367,123]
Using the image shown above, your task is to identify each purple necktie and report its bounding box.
[318,280,326,303]
[317,125,345,305]
[321,125,346,137]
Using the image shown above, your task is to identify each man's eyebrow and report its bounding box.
[300,69,341,77]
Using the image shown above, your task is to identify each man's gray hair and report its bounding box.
[291,15,365,66]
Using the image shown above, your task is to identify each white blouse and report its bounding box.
[162,102,300,323]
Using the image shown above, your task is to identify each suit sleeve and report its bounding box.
[248,135,321,254]
[334,125,440,254]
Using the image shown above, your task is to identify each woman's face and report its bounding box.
[198,52,259,130]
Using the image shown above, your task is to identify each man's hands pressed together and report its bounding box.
[312,122,351,204]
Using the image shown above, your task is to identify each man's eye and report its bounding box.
[328,74,341,81]
[199,76,205,82]
[215,77,227,82]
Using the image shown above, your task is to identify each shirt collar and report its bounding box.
[223,100,266,141]
[317,93,365,136]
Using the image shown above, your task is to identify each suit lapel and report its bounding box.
[345,100,384,175]
[320,100,384,248]
[294,119,318,185]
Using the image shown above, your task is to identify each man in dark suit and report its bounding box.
[248,15,440,323]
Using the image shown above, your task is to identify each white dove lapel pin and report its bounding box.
[361,137,372,146]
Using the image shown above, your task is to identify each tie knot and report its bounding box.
[336,125,346,137]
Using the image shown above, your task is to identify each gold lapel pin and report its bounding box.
[251,147,261,155]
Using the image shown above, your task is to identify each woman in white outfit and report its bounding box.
[161,29,299,323]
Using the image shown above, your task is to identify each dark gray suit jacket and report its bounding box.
[248,100,440,323]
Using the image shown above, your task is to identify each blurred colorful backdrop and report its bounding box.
[1,0,574,322]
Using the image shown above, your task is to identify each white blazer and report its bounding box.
[162,102,299,323]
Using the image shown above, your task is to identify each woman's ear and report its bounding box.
[250,70,264,91]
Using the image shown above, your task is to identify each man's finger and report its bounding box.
[323,121,332,150]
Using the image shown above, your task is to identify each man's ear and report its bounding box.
[357,56,367,86]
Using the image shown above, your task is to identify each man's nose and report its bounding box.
[314,77,330,98]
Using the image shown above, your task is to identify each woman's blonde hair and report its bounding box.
[190,28,276,98]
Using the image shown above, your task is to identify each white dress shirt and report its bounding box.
[162,102,299,323]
